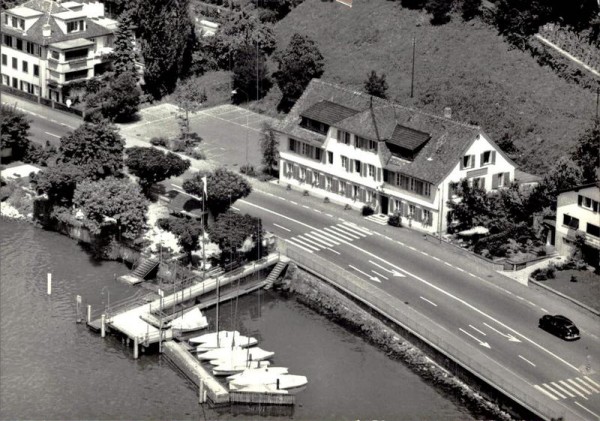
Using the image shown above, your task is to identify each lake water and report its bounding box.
[0,220,472,420]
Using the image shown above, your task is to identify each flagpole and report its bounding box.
[201,177,207,279]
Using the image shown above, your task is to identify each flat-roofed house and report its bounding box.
[275,79,518,234]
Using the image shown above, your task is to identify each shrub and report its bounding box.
[324,197,330,204]
[256,172,274,182]
[170,139,187,152]
[362,205,374,216]
[303,190,309,196]
[388,214,402,227]
[150,137,169,147]
[240,164,256,176]
[344,203,351,210]
[186,148,206,160]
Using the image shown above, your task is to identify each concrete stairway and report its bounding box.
[264,258,290,289]
[119,257,160,284]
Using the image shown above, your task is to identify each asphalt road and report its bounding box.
[235,187,600,421]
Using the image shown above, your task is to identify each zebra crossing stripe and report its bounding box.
[323,227,354,241]
[551,382,575,398]
[309,231,341,245]
[292,236,320,251]
[334,224,366,237]
[304,233,336,247]
[584,376,600,389]
[317,230,347,244]
[568,378,592,395]
[296,235,326,250]
[285,239,313,253]
[328,225,361,239]
[342,222,372,235]
[534,385,558,400]
[542,383,567,399]
[576,377,599,393]
[560,380,587,399]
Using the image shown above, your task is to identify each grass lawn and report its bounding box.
[262,0,597,174]
[540,269,600,311]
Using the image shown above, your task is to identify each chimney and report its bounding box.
[443,107,452,119]
[42,23,51,37]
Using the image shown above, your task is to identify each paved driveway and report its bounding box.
[119,103,279,169]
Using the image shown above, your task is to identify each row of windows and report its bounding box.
[4,14,25,30]
[2,35,42,57]
[391,199,433,226]
[383,170,432,197]
[289,138,322,160]
[337,130,378,152]
[578,195,599,213]
[461,150,497,170]
[470,172,510,191]
[1,54,40,76]
[340,155,381,182]
[67,20,86,33]
[562,214,600,238]
[1,74,38,94]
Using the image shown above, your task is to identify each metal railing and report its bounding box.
[281,241,565,421]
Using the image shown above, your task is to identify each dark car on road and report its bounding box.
[539,315,580,340]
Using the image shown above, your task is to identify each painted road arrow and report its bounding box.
[369,260,405,277]
[459,328,491,349]
[349,265,381,283]
[483,322,522,342]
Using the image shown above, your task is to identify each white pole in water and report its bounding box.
[47,273,52,295]
[133,337,139,359]
[101,314,106,338]
[87,304,92,324]
[76,295,82,323]
[199,379,204,404]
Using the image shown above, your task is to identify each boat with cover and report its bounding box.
[190,331,258,352]
[169,308,208,332]
[198,346,274,363]
[229,373,308,394]
[226,366,289,381]
[212,360,272,376]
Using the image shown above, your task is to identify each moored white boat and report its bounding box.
[169,308,208,332]
[190,331,258,352]
[229,373,308,394]
[212,360,271,376]
[226,366,289,381]
[189,330,241,345]
[198,346,274,363]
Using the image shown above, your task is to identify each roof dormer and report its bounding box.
[3,7,43,32]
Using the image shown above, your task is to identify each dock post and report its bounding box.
[101,314,106,338]
[133,337,139,359]
[47,273,52,295]
[76,295,82,323]
[199,378,204,403]
[86,304,91,324]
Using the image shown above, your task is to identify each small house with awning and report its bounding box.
[274,79,518,233]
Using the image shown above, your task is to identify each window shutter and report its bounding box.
[492,174,499,189]
[320,174,325,187]
[578,195,583,206]
[503,173,510,186]
[377,168,382,181]
[306,170,312,184]
[460,158,465,170]
[480,153,484,167]
[333,179,339,193]
[403,203,409,215]
[349,159,354,173]
[416,208,423,222]
[360,188,366,203]
[491,151,496,164]
[346,184,352,197]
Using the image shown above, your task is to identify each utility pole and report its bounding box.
[411,36,416,99]
[596,86,599,123]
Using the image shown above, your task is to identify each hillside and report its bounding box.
[269,0,597,175]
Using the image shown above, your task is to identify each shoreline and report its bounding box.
[281,263,514,421]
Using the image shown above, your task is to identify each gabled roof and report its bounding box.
[276,79,483,184]
[300,100,359,126]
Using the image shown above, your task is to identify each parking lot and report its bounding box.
[119,103,279,169]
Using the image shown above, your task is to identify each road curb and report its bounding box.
[529,277,600,317]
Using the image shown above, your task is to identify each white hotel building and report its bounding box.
[1,0,116,103]
[276,79,518,234]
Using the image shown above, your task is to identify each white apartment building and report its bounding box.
[555,182,600,265]
[276,79,517,234]
[1,0,117,103]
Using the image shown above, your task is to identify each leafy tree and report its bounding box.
[446,179,490,232]
[208,210,264,264]
[125,147,190,193]
[232,45,271,102]
[461,0,481,21]
[571,123,599,183]
[157,217,203,259]
[494,0,551,47]
[400,0,426,9]
[73,177,148,240]
[274,33,324,108]
[35,164,87,207]
[183,168,252,216]
[212,11,276,69]
[1,104,31,161]
[172,77,207,140]
[260,123,279,175]
[364,70,388,99]
[137,0,195,98]
[526,156,584,214]
[425,0,453,25]
[88,71,141,122]
[250,0,304,20]
[112,12,137,77]
[58,121,125,179]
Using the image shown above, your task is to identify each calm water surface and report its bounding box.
[0,220,472,420]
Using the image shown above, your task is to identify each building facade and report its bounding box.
[276,79,517,234]
[555,183,600,265]
[1,0,117,103]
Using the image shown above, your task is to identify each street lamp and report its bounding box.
[232,89,250,165]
